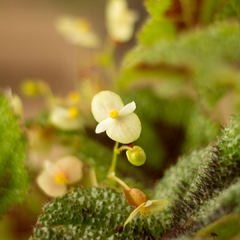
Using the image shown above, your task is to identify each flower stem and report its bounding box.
[109,141,119,174]
[118,145,133,152]
[108,174,130,190]
[108,141,119,187]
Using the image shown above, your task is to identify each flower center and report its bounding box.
[139,206,150,217]
[109,109,119,119]
[68,92,80,103]
[74,18,90,32]
[22,81,39,96]
[68,107,79,118]
[54,173,68,185]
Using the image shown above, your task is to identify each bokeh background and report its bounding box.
[0,0,146,118]
[0,0,146,239]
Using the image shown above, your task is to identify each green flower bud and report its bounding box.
[126,146,146,166]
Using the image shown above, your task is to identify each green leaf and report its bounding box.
[153,115,240,235]
[138,0,176,45]
[200,0,224,23]
[31,187,165,239]
[120,22,240,109]
[215,0,240,20]
[0,94,29,217]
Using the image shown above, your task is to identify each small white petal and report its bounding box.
[37,170,67,197]
[119,101,136,117]
[44,160,59,175]
[91,91,124,122]
[144,200,153,208]
[124,202,145,226]
[106,0,138,42]
[49,107,81,131]
[95,118,114,133]
[147,199,169,216]
[55,16,100,48]
[72,31,100,48]
[106,113,141,144]
[57,156,83,183]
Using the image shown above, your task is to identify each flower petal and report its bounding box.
[106,0,138,42]
[95,118,114,133]
[44,160,60,175]
[147,199,169,216]
[119,101,136,117]
[106,113,141,144]
[91,91,124,122]
[56,156,83,183]
[144,200,153,208]
[124,202,145,226]
[72,31,100,48]
[55,16,100,48]
[37,170,67,197]
[49,107,81,131]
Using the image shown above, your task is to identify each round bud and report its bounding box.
[126,146,146,166]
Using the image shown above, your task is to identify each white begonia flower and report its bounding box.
[91,91,141,144]
[37,156,83,197]
[106,0,139,42]
[55,16,100,48]
[49,106,82,131]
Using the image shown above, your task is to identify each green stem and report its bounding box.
[109,141,119,174]
[118,145,133,152]
[108,174,130,190]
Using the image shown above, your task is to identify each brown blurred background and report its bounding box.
[0,0,146,117]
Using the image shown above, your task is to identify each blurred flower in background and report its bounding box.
[27,125,71,170]
[105,0,139,43]
[37,155,83,197]
[49,106,82,131]
[4,88,23,116]
[55,16,100,48]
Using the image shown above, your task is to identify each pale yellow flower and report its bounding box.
[49,106,82,131]
[124,192,169,226]
[27,126,70,170]
[55,16,100,48]
[109,174,168,226]
[91,91,141,144]
[66,91,81,105]
[106,0,138,42]
[37,156,83,197]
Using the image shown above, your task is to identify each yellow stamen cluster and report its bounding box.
[68,107,79,118]
[21,81,39,96]
[139,206,150,217]
[74,18,90,32]
[109,109,119,119]
[54,173,68,185]
[21,80,49,96]
[68,92,80,104]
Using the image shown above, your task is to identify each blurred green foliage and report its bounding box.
[154,115,240,237]
[116,0,240,176]
[0,94,29,217]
